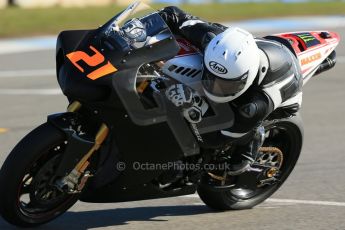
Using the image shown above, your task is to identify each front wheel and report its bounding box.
[197,114,303,210]
[0,123,79,228]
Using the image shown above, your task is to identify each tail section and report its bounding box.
[265,31,340,85]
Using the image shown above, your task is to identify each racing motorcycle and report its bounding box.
[0,1,340,227]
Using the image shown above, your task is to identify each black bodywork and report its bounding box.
[53,12,234,203]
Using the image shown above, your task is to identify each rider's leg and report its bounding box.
[220,90,274,174]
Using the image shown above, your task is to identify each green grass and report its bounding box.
[0,2,345,38]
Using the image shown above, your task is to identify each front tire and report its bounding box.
[0,123,79,228]
[197,114,303,210]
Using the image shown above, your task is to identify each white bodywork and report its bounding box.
[162,53,204,91]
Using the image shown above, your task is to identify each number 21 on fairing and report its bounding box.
[66,46,118,80]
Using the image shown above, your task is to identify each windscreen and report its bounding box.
[100,1,173,55]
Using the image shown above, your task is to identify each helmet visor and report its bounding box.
[202,69,249,97]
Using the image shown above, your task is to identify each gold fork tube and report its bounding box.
[67,101,82,112]
[67,101,109,173]
[75,124,109,173]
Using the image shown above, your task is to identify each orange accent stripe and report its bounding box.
[66,46,105,73]
[87,61,117,80]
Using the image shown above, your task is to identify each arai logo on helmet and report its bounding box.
[209,61,228,75]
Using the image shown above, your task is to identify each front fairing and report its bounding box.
[67,2,178,78]
[57,3,198,155]
[57,2,179,102]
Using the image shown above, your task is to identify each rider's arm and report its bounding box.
[165,83,209,124]
[159,6,226,50]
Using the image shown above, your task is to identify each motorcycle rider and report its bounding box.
[154,6,303,174]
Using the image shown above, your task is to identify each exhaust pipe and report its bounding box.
[314,51,336,76]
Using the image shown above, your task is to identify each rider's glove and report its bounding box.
[183,93,209,123]
[166,84,209,124]
[165,84,193,108]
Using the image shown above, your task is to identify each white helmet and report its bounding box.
[202,27,260,103]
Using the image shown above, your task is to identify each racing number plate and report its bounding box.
[66,46,117,80]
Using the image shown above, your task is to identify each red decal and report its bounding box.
[177,39,199,56]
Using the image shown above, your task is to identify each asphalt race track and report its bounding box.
[0,28,345,230]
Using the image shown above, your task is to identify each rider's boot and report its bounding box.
[228,126,265,176]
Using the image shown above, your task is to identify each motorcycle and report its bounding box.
[0,1,340,227]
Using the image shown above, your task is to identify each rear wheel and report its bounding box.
[0,123,79,227]
[197,114,303,210]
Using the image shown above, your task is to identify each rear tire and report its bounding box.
[0,123,79,227]
[197,114,303,210]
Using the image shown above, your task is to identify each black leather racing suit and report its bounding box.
[159,6,303,149]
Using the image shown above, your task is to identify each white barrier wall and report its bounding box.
[0,0,8,8]
[59,0,112,7]
[116,0,152,6]
[14,0,58,8]
[12,0,152,8]
[13,0,114,8]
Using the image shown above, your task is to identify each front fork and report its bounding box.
[54,101,109,193]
